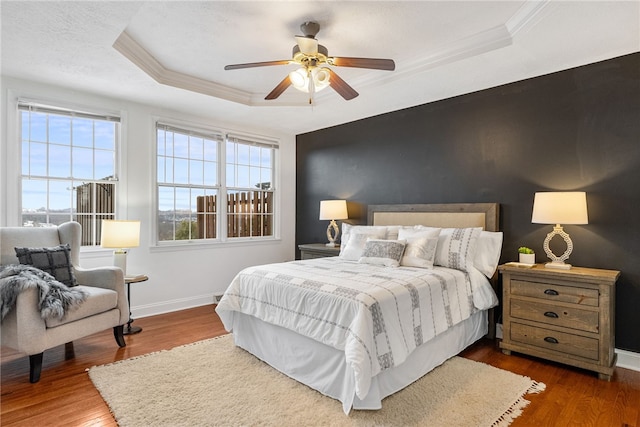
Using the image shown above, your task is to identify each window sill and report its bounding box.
[149,237,282,253]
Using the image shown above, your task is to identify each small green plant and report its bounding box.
[518,246,534,254]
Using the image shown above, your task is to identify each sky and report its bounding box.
[21,111,273,213]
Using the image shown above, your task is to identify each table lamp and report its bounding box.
[100,220,140,276]
[319,200,348,247]
[531,191,588,270]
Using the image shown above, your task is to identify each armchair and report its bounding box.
[0,221,128,382]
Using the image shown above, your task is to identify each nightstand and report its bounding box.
[298,243,340,260]
[498,264,620,380]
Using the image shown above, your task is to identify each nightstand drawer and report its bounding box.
[511,322,599,360]
[510,299,599,332]
[511,279,599,307]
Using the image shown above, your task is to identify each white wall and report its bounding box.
[1,76,297,318]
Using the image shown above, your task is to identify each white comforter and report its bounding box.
[216,257,477,400]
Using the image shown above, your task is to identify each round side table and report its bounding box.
[124,275,148,335]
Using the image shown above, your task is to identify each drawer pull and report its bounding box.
[544,289,559,296]
[544,336,559,344]
[544,311,559,318]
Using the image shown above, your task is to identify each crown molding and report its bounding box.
[113,31,252,105]
[348,1,549,92]
[112,1,549,106]
[507,0,550,36]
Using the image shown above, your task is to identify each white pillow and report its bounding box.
[340,224,389,255]
[473,231,503,278]
[358,239,407,267]
[397,227,441,268]
[434,227,482,272]
[340,229,387,260]
[468,266,499,310]
[384,225,402,241]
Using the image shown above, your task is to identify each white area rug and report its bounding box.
[89,334,544,426]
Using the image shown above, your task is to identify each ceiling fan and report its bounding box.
[224,21,395,103]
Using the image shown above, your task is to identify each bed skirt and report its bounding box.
[230,310,488,414]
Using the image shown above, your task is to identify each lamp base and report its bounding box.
[113,251,128,275]
[542,225,574,269]
[325,242,338,247]
[545,261,572,270]
[326,220,339,247]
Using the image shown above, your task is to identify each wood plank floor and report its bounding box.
[2,304,639,426]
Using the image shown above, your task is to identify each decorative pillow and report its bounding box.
[398,227,441,268]
[340,230,387,261]
[434,227,482,272]
[358,239,407,267]
[473,231,504,278]
[14,244,77,287]
[340,224,401,255]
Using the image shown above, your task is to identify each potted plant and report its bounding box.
[518,247,535,264]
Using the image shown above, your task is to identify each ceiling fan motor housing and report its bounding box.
[292,44,329,61]
[300,21,320,38]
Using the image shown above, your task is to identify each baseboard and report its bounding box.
[132,294,215,319]
[616,348,640,372]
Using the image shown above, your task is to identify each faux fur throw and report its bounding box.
[0,264,88,321]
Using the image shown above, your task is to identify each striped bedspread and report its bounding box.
[215,257,476,400]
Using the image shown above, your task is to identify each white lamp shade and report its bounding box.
[319,200,348,220]
[101,220,141,248]
[532,192,588,225]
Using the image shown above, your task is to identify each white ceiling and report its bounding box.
[1,1,638,135]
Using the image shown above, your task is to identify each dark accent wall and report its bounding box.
[296,52,640,353]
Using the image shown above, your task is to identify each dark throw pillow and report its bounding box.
[14,244,77,287]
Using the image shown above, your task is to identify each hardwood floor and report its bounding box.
[2,304,639,426]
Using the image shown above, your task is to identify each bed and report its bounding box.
[216,203,502,414]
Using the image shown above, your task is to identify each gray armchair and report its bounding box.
[0,221,128,382]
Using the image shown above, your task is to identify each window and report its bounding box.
[19,102,120,246]
[226,136,275,239]
[156,123,277,243]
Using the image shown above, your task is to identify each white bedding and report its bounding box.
[216,257,495,405]
[230,309,488,414]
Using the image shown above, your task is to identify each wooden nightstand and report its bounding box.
[298,243,340,260]
[498,264,620,380]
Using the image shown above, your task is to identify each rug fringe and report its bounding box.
[490,380,546,427]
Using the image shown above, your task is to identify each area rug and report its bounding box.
[89,334,545,427]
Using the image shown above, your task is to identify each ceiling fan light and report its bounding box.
[289,68,308,90]
[312,67,331,92]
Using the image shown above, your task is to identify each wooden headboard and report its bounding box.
[368,203,499,232]
[367,202,501,339]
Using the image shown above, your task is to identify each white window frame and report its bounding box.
[225,134,277,241]
[156,122,223,243]
[16,99,122,247]
[153,119,279,246]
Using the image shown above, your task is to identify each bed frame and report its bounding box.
[367,202,499,231]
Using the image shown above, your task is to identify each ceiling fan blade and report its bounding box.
[295,36,318,56]
[327,69,358,100]
[331,57,395,71]
[224,60,291,71]
[265,75,292,100]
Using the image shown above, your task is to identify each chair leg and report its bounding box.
[29,353,43,383]
[65,342,75,359]
[113,325,126,347]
